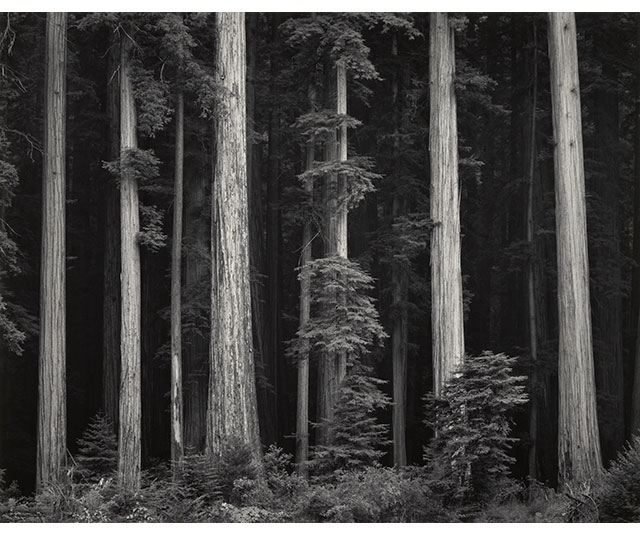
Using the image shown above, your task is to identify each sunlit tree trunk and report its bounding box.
[37,11,67,492]
[548,12,602,489]
[207,12,260,458]
[170,91,185,477]
[118,29,142,493]
[429,12,465,396]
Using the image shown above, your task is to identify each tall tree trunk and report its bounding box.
[390,33,408,467]
[548,12,602,489]
[118,29,142,493]
[103,37,120,431]
[429,13,465,396]
[170,91,185,477]
[207,12,260,458]
[525,19,540,481]
[631,15,640,438]
[183,159,209,453]
[37,12,67,492]
[295,81,317,476]
[593,60,624,463]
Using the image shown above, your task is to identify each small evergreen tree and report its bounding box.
[424,351,528,503]
[288,256,389,478]
[74,413,118,482]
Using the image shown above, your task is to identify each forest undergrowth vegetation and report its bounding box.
[3,353,638,522]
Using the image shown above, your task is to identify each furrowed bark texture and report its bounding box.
[171,91,185,475]
[103,38,120,430]
[548,12,602,489]
[37,11,67,492]
[429,12,465,396]
[207,12,260,458]
[336,61,347,384]
[118,31,142,493]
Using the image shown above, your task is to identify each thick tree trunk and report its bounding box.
[548,12,602,489]
[429,13,465,396]
[118,30,142,492]
[37,12,67,492]
[103,38,120,430]
[170,91,185,476]
[207,12,260,458]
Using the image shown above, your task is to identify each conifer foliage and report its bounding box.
[74,413,118,482]
[424,352,528,502]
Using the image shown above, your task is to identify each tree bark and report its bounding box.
[631,15,640,438]
[207,12,260,458]
[103,37,120,431]
[295,79,318,476]
[170,91,185,477]
[429,13,465,396]
[390,33,408,467]
[118,29,142,493]
[548,12,602,489]
[37,11,67,492]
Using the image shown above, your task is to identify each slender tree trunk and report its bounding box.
[207,12,260,458]
[631,15,640,437]
[183,159,209,453]
[296,80,317,476]
[37,12,67,492]
[548,12,602,489]
[336,61,348,385]
[170,91,185,477]
[103,37,120,431]
[390,33,408,467]
[526,19,539,481]
[429,13,465,396]
[118,30,142,493]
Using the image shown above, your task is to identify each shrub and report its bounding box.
[74,412,118,482]
[594,435,640,522]
[297,466,451,522]
[310,363,390,478]
[424,351,528,505]
[214,437,259,502]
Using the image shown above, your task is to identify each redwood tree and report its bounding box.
[206,12,260,458]
[429,12,465,396]
[548,11,602,489]
[37,11,67,492]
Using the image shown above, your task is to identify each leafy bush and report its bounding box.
[424,351,528,504]
[594,435,640,522]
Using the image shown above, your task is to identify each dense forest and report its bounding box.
[1,11,640,522]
